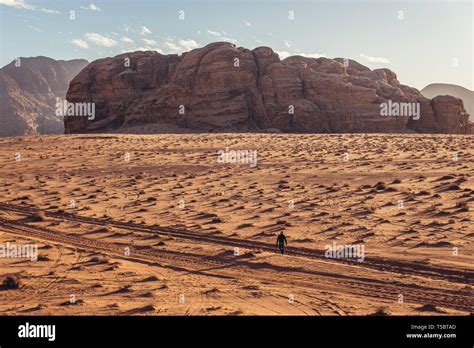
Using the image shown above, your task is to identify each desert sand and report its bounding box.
[0,133,472,315]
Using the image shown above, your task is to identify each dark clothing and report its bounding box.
[277,234,287,245]
[276,234,287,254]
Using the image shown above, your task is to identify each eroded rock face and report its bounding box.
[65,42,473,134]
[0,57,89,136]
[421,83,474,122]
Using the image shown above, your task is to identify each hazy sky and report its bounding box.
[0,0,472,90]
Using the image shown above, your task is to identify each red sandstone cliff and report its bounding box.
[64,42,472,134]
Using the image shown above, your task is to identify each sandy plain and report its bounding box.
[0,133,472,315]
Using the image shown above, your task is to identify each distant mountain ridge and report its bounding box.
[0,56,88,136]
[421,83,473,121]
[1,49,472,136]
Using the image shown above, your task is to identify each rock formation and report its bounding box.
[0,57,88,136]
[65,42,473,134]
[421,83,473,122]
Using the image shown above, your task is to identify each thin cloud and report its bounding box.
[121,37,134,44]
[27,24,42,32]
[122,46,162,54]
[221,37,238,45]
[179,39,198,51]
[254,37,268,46]
[140,26,152,35]
[301,52,326,59]
[276,51,326,59]
[205,30,235,44]
[84,32,117,47]
[275,51,291,59]
[71,38,89,49]
[80,3,102,11]
[39,8,59,13]
[164,38,200,54]
[165,40,181,53]
[0,0,34,10]
[142,38,156,45]
[0,0,60,13]
[207,30,222,37]
[121,24,134,33]
[359,53,389,64]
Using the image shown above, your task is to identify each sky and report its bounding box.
[0,0,472,90]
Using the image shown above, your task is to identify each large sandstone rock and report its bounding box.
[421,83,474,122]
[65,42,473,134]
[0,57,88,136]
